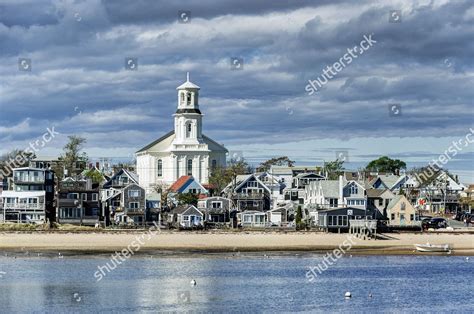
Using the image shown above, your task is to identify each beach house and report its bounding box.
[0,167,55,224]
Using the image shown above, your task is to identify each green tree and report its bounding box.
[365,156,406,174]
[209,157,251,196]
[323,159,345,180]
[177,193,199,206]
[257,156,295,172]
[208,166,229,196]
[83,168,104,184]
[59,136,88,179]
[296,206,302,225]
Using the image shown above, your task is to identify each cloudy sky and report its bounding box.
[0,0,473,182]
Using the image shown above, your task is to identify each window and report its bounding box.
[329,198,338,207]
[212,201,222,208]
[82,194,87,201]
[350,184,358,195]
[391,213,395,220]
[247,181,258,188]
[187,159,193,175]
[338,216,343,226]
[92,194,98,201]
[157,159,163,177]
[129,202,139,209]
[129,190,141,197]
[186,123,192,138]
[181,92,185,103]
[183,216,189,221]
[342,216,348,226]
[410,214,414,221]
[187,92,192,105]
[68,193,79,199]
[211,159,217,169]
[401,202,406,211]
[189,189,197,194]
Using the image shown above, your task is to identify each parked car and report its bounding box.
[422,217,448,229]
[453,212,470,221]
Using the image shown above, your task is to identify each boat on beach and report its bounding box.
[414,243,451,253]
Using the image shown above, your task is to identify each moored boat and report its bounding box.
[414,243,451,253]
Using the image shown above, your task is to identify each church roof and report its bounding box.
[135,130,174,153]
[176,72,200,90]
[135,130,228,153]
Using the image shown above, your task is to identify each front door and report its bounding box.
[400,214,405,225]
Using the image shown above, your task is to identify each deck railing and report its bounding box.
[1,203,45,211]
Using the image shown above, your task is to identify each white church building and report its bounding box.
[136,73,227,191]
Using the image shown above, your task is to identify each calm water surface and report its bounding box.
[0,253,473,313]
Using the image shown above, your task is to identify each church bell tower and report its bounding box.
[173,72,203,144]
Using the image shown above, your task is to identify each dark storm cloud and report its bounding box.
[102,0,344,25]
[0,1,62,28]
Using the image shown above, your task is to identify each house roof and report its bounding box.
[295,172,325,179]
[366,188,386,198]
[170,176,192,192]
[234,174,272,194]
[172,205,202,216]
[386,195,404,211]
[370,174,403,189]
[319,180,340,198]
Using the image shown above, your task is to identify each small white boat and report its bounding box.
[414,243,451,253]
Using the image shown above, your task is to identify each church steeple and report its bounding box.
[173,73,203,144]
[176,72,200,113]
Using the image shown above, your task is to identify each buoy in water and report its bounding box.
[345,292,351,298]
[369,293,373,298]
[190,279,196,286]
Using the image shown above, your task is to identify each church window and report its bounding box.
[157,159,163,177]
[187,92,192,105]
[187,159,193,175]
[186,123,192,138]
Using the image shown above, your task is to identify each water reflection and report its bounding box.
[0,254,472,312]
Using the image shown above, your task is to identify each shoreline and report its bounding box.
[1,232,473,256]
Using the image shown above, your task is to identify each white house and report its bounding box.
[136,73,228,192]
[304,176,367,210]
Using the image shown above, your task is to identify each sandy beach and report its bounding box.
[1,231,473,255]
